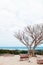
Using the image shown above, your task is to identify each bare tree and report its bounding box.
[14,24,43,56]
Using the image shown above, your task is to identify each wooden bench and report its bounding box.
[37,59,43,64]
[20,54,29,61]
[37,55,43,64]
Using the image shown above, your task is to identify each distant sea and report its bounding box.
[0,47,43,50]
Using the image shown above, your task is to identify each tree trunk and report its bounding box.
[27,47,35,57]
[29,49,35,57]
[32,49,35,56]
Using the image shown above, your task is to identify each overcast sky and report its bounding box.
[0,0,43,47]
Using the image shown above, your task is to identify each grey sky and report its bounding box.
[0,0,43,47]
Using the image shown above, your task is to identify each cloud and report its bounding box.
[0,0,43,29]
[0,0,43,46]
[0,0,43,32]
